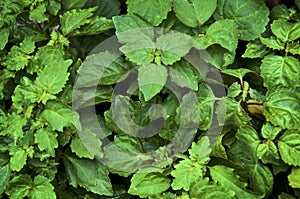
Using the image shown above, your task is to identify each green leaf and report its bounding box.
[63,154,113,196]
[190,178,235,199]
[70,134,94,159]
[188,136,212,164]
[286,42,300,55]
[222,68,253,79]
[197,83,215,130]
[0,165,10,194]
[156,31,193,65]
[169,60,199,90]
[261,122,282,140]
[28,175,56,199]
[138,64,168,101]
[288,167,300,188]
[210,165,261,199]
[227,82,241,98]
[85,0,121,18]
[29,3,48,23]
[5,174,32,199]
[260,36,285,50]
[62,0,89,10]
[216,97,251,128]
[34,128,58,157]
[40,101,76,132]
[173,0,217,28]
[257,140,280,164]
[70,16,114,36]
[214,0,269,41]
[0,27,10,50]
[171,158,205,191]
[261,55,300,89]
[195,19,238,53]
[271,19,300,42]
[10,149,27,172]
[278,130,300,166]
[242,39,272,58]
[60,7,97,35]
[127,0,172,26]
[264,88,300,129]
[36,59,72,95]
[128,172,170,197]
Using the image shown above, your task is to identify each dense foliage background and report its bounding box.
[1,0,300,198]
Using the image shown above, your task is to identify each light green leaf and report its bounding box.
[63,154,113,196]
[71,16,114,36]
[264,88,300,129]
[29,3,48,23]
[195,19,238,53]
[70,134,94,159]
[36,59,72,95]
[278,130,300,166]
[227,82,241,98]
[127,0,172,26]
[1,112,27,141]
[47,0,61,15]
[34,128,58,157]
[210,165,261,199]
[261,122,282,140]
[128,172,170,197]
[171,159,205,191]
[261,55,300,89]
[156,31,193,65]
[271,19,300,42]
[173,0,217,28]
[2,46,31,71]
[257,140,280,164]
[10,149,27,172]
[0,27,10,50]
[188,136,211,164]
[62,0,89,10]
[169,60,198,90]
[242,39,272,58]
[260,36,285,50]
[29,175,56,199]
[0,165,10,194]
[221,68,253,79]
[288,167,300,188]
[206,45,235,69]
[60,7,97,35]
[190,178,235,199]
[286,42,300,55]
[35,45,64,67]
[138,64,168,101]
[214,0,269,41]
[5,174,32,199]
[40,101,76,132]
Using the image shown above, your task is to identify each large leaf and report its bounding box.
[195,19,238,54]
[261,55,300,89]
[128,172,170,197]
[214,0,269,41]
[127,0,172,26]
[138,64,168,101]
[63,154,113,196]
[173,0,217,28]
[264,88,300,129]
[278,130,300,166]
[28,175,56,199]
[210,165,262,199]
[271,19,300,42]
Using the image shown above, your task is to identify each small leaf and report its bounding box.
[242,39,272,58]
[0,165,10,194]
[271,19,300,42]
[29,175,56,199]
[10,149,27,172]
[34,128,58,157]
[138,64,168,101]
[60,7,97,35]
[260,36,285,50]
[62,0,89,10]
[173,0,217,28]
[70,134,94,159]
[188,136,212,164]
[0,27,10,50]
[5,174,32,199]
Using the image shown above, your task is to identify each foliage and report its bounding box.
[1,0,300,198]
